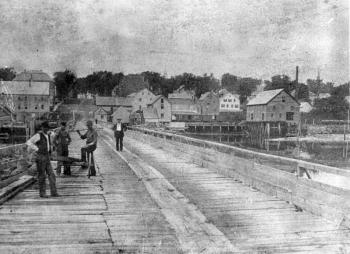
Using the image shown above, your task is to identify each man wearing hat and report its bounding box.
[77,120,98,175]
[26,121,58,198]
[113,118,127,151]
[53,122,71,176]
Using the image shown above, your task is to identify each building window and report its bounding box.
[226,104,229,108]
[25,106,27,110]
[291,106,294,110]
[228,99,232,102]
[18,105,21,110]
[224,99,227,102]
[41,97,44,101]
[234,99,236,102]
[35,106,38,110]
[262,113,265,121]
[161,98,164,103]
[250,113,253,120]
[24,96,27,101]
[273,105,276,110]
[279,113,282,118]
[161,113,164,118]
[231,105,233,108]
[271,113,274,118]
[282,96,285,102]
[221,104,225,107]
[286,112,294,120]
[161,104,164,109]
[139,98,142,102]
[18,96,21,101]
[235,105,238,108]
[41,105,44,109]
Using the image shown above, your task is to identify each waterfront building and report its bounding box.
[1,70,54,123]
[198,91,219,121]
[218,89,240,112]
[95,96,117,113]
[168,86,199,121]
[126,88,156,112]
[147,95,171,123]
[246,89,300,125]
[111,107,132,124]
[94,107,109,123]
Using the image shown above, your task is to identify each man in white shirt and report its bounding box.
[113,118,126,151]
[26,121,58,198]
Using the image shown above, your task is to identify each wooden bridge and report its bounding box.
[0,124,349,253]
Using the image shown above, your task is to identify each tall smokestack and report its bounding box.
[294,66,299,101]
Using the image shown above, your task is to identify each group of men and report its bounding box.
[26,118,126,198]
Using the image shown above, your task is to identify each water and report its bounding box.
[182,132,350,189]
[183,133,350,170]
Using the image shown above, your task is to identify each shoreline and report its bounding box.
[267,134,350,143]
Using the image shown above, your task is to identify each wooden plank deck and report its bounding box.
[121,130,350,253]
[0,132,181,254]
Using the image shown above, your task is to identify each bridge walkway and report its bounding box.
[107,128,350,253]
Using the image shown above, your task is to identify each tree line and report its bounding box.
[50,70,350,120]
[1,67,349,120]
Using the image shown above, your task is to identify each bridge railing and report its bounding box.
[0,144,33,188]
[128,126,350,228]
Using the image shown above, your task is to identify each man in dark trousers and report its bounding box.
[53,122,71,176]
[26,121,58,198]
[113,118,127,151]
[77,120,98,175]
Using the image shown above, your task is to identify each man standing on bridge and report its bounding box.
[53,122,71,176]
[26,121,59,198]
[77,120,98,175]
[113,118,127,151]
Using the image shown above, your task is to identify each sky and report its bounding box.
[0,0,348,84]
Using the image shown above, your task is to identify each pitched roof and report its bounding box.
[199,92,210,100]
[94,107,108,114]
[13,70,52,82]
[95,96,116,106]
[147,95,167,105]
[115,97,133,106]
[2,81,50,95]
[246,89,284,106]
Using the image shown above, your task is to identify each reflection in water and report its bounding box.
[184,133,350,169]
